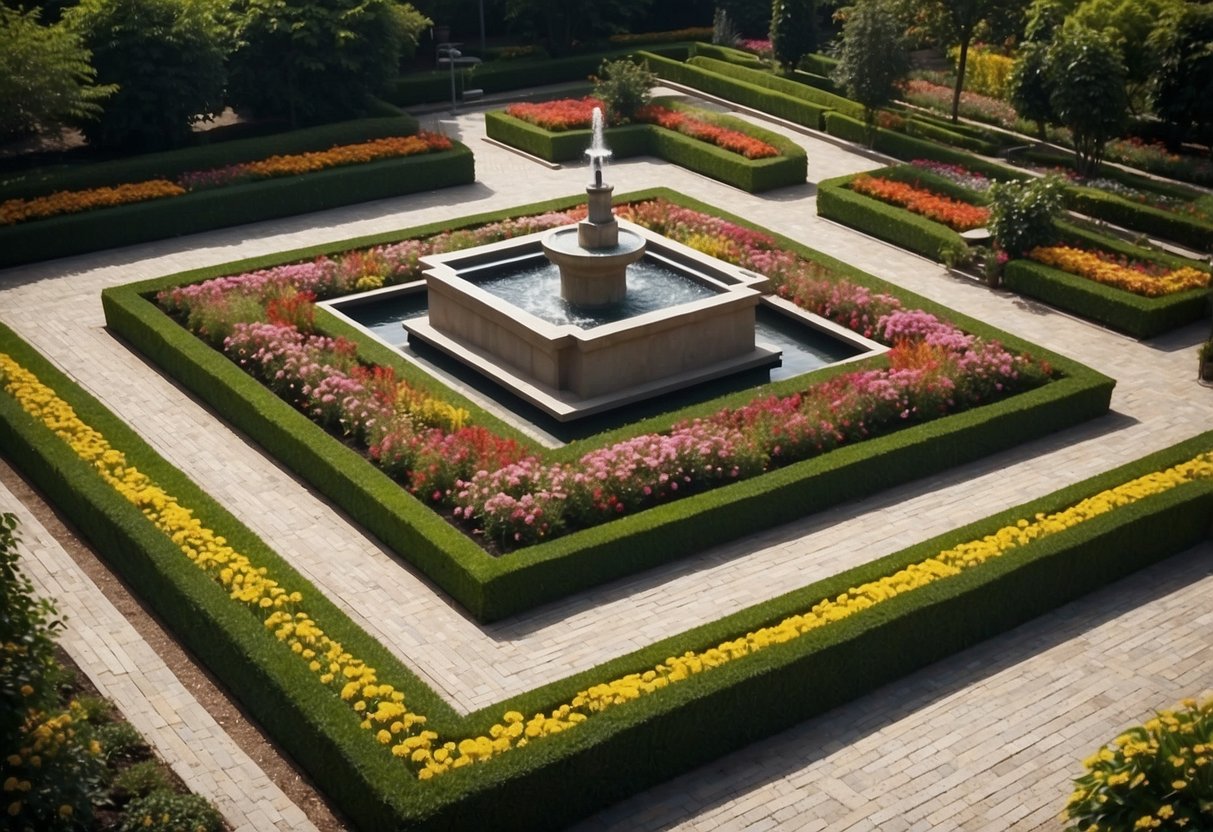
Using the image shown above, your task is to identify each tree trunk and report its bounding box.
[951,38,970,124]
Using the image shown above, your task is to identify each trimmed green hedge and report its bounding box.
[685,56,866,121]
[640,52,832,130]
[816,171,969,261]
[387,44,692,107]
[0,144,475,269]
[1063,185,1213,253]
[484,100,808,193]
[0,116,422,201]
[103,188,1113,622]
[688,41,766,68]
[823,112,1030,182]
[2,317,1206,831]
[1003,258,1210,339]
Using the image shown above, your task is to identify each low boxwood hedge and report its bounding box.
[0,116,422,201]
[816,171,969,261]
[0,144,475,269]
[484,100,807,192]
[641,52,832,130]
[102,187,1113,622]
[1002,258,1210,339]
[1063,185,1213,253]
[823,112,1030,183]
[2,318,1205,832]
[686,56,866,121]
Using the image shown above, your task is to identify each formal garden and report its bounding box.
[3,0,1213,829]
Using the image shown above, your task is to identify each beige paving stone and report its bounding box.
[3,88,1212,830]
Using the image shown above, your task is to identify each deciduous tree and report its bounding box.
[832,0,909,143]
[1046,20,1129,176]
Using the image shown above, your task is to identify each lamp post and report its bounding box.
[438,44,461,114]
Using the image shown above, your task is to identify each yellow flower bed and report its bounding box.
[0,353,430,760]
[0,180,186,226]
[3,350,1211,783]
[1030,245,1210,298]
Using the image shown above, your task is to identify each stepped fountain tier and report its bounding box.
[402,106,783,421]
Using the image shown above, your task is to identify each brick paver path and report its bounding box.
[2,88,1210,830]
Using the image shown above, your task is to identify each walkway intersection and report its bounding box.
[1,90,1211,831]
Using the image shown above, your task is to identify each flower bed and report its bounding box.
[0,321,1205,831]
[504,97,781,159]
[849,173,990,231]
[104,188,1113,619]
[0,133,452,227]
[910,159,993,194]
[159,197,1050,550]
[901,78,1019,130]
[1028,245,1210,298]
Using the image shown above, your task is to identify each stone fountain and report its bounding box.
[402,108,784,420]
[542,108,647,307]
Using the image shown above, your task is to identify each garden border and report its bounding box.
[102,188,1113,621]
[0,142,474,269]
[483,98,807,193]
[2,320,1208,832]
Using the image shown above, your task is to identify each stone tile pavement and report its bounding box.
[1,89,1211,830]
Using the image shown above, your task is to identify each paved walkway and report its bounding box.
[1,90,1211,831]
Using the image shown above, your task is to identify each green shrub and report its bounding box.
[1063,185,1213,253]
[593,58,656,122]
[687,55,865,119]
[119,791,223,832]
[111,760,173,800]
[988,175,1066,257]
[93,721,149,763]
[1063,697,1213,832]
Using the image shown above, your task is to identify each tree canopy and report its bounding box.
[1046,20,1129,176]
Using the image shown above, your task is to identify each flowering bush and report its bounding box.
[1029,245,1210,298]
[0,133,452,226]
[850,174,990,230]
[1063,696,1213,832]
[1106,137,1213,188]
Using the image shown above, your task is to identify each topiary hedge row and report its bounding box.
[1002,259,1210,339]
[816,171,969,261]
[640,52,832,130]
[102,188,1114,622]
[0,144,475,269]
[2,318,1206,832]
[822,112,1029,182]
[483,102,808,193]
[1063,185,1213,254]
[685,56,866,121]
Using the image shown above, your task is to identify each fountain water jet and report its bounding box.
[542,107,646,308]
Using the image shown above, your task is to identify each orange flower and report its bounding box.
[850,174,989,231]
[0,180,185,226]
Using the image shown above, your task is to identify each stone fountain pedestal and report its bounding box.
[542,184,645,308]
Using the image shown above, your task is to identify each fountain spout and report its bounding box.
[540,105,647,308]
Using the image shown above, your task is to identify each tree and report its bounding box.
[0,5,114,142]
[1046,21,1129,177]
[66,0,226,151]
[1148,0,1213,154]
[1070,0,1181,112]
[832,0,909,143]
[1007,38,1052,140]
[770,0,816,72]
[502,0,652,56]
[932,0,1023,123]
[228,0,429,125]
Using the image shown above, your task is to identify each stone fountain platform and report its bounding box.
[404,221,782,421]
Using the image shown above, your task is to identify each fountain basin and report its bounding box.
[405,221,782,420]
[543,225,646,307]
